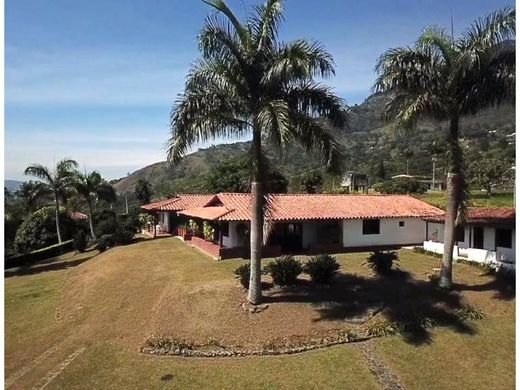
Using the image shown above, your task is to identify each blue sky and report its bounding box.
[5,0,513,181]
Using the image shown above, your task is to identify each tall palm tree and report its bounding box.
[168,0,347,304]
[24,159,79,243]
[374,7,515,289]
[73,171,117,238]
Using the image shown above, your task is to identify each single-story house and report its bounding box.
[142,193,445,259]
[423,207,515,269]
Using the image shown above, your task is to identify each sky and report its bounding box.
[5,0,514,181]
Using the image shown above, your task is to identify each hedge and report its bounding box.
[5,239,75,269]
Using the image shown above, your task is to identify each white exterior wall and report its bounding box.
[426,222,444,242]
[221,221,248,248]
[342,218,426,248]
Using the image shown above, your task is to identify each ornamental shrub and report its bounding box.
[364,251,399,275]
[233,263,250,289]
[304,254,341,284]
[265,255,303,286]
[73,230,89,253]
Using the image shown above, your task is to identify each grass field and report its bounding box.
[4,237,515,389]
[415,190,514,209]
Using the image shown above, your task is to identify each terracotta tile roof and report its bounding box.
[215,193,444,221]
[426,207,515,225]
[69,211,88,221]
[141,194,215,211]
[178,206,232,221]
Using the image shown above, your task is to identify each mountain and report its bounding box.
[4,180,24,193]
[113,93,515,197]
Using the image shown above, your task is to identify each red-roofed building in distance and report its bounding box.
[142,193,447,260]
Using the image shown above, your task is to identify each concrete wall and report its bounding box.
[222,221,249,248]
[342,218,426,248]
[426,222,445,242]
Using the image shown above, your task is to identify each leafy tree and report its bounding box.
[300,171,324,193]
[206,157,288,193]
[375,159,386,181]
[374,7,515,289]
[135,178,152,205]
[167,0,347,303]
[14,207,77,253]
[73,171,117,238]
[205,158,250,193]
[24,158,79,243]
[468,157,514,197]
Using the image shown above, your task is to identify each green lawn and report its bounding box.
[4,238,515,389]
[416,190,514,209]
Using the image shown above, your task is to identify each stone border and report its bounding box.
[140,334,372,358]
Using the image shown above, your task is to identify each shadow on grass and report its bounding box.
[4,250,99,278]
[263,270,478,346]
[453,271,515,301]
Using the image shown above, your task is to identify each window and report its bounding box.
[399,221,405,228]
[495,228,512,248]
[362,219,380,235]
[455,226,465,242]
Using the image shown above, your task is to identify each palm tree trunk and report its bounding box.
[439,115,461,289]
[248,128,263,305]
[87,198,96,239]
[54,192,63,244]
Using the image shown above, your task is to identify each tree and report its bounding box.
[205,158,250,193]
[374,7,515,289]
[167,0,347,304]
[24,159,79,244]
[135,178,152,205]
[15,181,51,215]
[468,157,514,197]
[206,157,289,193]
[401,147,414,175]
[73,171,117,238]
[375,159,386,181]
[300,171,324,193]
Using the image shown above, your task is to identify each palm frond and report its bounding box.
[24,164,53,185]
[257,99,291,153]
[461,6,515,52]
[285,82,348,128]
[202,0,251,47]
[250,0,284,52]
[288,113,346,174]
[263,40,335,87]
[417,26,457,65]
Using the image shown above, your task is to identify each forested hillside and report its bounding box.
[112,93,515,198]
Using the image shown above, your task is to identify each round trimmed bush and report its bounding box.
[113,229,134,245]
[265,255,303,286]
[304,254,340,284]
[95,234,114,252]
[233,263,250,289]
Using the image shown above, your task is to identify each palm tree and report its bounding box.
[167,0,347,304]
[73,171,117,238]
[374,7,515,289]
[24,159,79,243]
[15,181,52,215]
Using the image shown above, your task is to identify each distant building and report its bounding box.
[391,174,445,191]
[341,172,369,193]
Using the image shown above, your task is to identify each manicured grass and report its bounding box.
[415,190,514,209]
[5,237,515,389]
